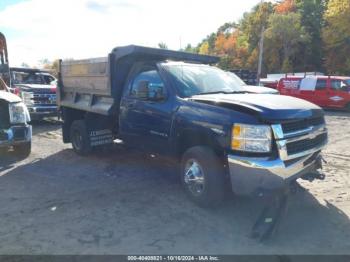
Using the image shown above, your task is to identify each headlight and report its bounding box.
[9,102,29,124]
[21,91,34,105]
[231,124,272,153]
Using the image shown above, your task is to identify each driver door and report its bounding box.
[119,66,173,153]
[328,79,349,108]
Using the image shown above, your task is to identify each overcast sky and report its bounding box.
[0,0,262,67]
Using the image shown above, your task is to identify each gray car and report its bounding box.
[228,72,279,94]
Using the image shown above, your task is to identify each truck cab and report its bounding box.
[58,46,328,206]
[278,76,350,111]
[10,67,58,120]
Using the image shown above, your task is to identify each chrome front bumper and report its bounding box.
[0,125,32,147]
[228,152,322,195]
[227,123,327,195]
[27,106,58,116]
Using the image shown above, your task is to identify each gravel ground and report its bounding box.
[0,111,349,255]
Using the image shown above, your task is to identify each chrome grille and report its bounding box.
[33,93,56,105]
[286,133,327,155]
[21,91,56,106]
[281,117,325,134]
[272,116,327,161]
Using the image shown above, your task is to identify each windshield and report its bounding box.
[11,71,55,85]
[345,79,350,86]
[163,63,246,97]
[0,77,8,92]
[227,72,247,86]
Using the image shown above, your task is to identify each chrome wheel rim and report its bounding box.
[184,159,205,196]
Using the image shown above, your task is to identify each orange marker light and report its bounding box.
[231,139,241,149]
[233,125,241,137]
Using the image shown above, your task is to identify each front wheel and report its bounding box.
[181,146,226,207]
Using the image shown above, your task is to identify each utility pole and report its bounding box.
[257,0,264,86]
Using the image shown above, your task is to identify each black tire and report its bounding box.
[13,142,31,158]
[70,120,92,155]
[180,146,226,207]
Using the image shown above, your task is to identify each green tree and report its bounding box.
[322,0,350,74]
[20,62,29,68]
[264,13,310,72]
[240,2,274,53]
[198,41,209,55]
[183,44,197,53]
[158,42,168,49]
[295,0,327,71]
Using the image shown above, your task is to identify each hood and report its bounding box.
[190,93,323,121]
[243,85,279,94]
[15,84,56,94]
[16,84,52,89]
[0,90,22,103]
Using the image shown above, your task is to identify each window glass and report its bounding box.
[42,74,55,84]
[11,71,54,85]
[163,64,245,97]
[315,79,327,90]
[331,80,342,90]
[130,69,165,100]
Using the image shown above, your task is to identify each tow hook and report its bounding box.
[251,188,289,242]
[301,155,326,182]
[302,171,326,182]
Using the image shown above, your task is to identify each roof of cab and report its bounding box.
[10,67,51,73]
[111,45,220,65]
[281,75,350,80]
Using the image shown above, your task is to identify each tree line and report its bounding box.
[182,0,350,76]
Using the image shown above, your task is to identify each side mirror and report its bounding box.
[148,83,165,101]
[135,80,150,100]
[136,80,165,101]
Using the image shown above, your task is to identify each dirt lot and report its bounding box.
[0,111,349,255]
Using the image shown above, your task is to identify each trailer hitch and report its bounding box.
[250,188,290,242]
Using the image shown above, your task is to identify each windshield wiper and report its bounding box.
[195,90,248,95]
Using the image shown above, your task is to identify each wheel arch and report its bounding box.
[176,128,227,161]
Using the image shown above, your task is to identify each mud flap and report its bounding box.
[250,189,289,242]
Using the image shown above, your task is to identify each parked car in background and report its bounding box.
[261,72,325,90]
[277,76,350,111]
[10,67,58,120]
[228,72,279,94]
[0,77,32,157]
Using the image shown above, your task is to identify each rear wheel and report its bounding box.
[181,146,226,207]
[13,142,31,158]
[70,120,92,155]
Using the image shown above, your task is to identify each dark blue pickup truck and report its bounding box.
[57,46,328,207]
